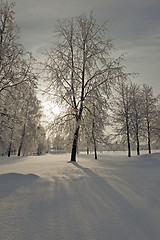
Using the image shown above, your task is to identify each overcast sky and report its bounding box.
[14,0,160,95]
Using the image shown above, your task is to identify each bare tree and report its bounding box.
[129,83,143,155]
[17,87,41,156]
[111,79,133,157]
[0,0,37,112]
[141,84,159,153]
[81,91,107,159]
[45,12,124,162]
[0,0,22,93]
[152,105,160,148]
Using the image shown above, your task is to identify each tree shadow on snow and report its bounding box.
[0,173,39,198]
[68,161,160,239]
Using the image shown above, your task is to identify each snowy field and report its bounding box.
[0,151,160,240]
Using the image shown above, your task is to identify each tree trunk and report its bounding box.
[135,121,140,156]
[94,143,97,160]
[93,131,97,159]
[126,116,131,157]
[18,124,26,156]
[92,119,98,160]
[127,133,131,157]
[71,99,83,162]
[18,145,22,156]
[8,130,13,157]
[8,141,12,157]
[148,135,151,154]
[137,140,140,155]
[70,125,80,162]
[136,132,140,155]
[147,120,151,154]
[87,147,89,154]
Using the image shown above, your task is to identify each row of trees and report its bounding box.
[48,79,160,159]
[110,80,160,157]
[45,13,159,161]
[0,0,47,156]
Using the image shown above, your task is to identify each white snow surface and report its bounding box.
[0,151,160,240]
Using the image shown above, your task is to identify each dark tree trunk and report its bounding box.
[147,120,151,154]
[126,116,131,157]
[18,149,21,157]
[92,119,98,160]
[18,124,26,156]
[126,125,131,157]
[71,100,83,162]
[137,139,140,155]
[135,120,140,156]
[94,144,97,160]
[71,125,80,162]
[136,133,140,155]
[87,147,89,154]
[8,142,11,157]
[148,136,151,154]
[8,130,13,157]
[93,130,97,159]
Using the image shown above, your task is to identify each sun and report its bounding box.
[41,101,60,119]
[52,105,60,115]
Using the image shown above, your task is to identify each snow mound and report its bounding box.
[130,152,160,169]
[0,173,39,198]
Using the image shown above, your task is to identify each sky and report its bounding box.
[14,0,160,95]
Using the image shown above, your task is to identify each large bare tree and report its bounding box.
[45,12,125,161]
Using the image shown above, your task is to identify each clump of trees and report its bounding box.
[110,79,160,157]
[0,0,47,156]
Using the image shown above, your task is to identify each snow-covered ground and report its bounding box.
[0,151,160,240]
